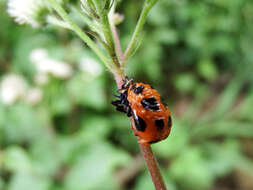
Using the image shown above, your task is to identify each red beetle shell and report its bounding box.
[112,78,172,145]
[127,82,172,145]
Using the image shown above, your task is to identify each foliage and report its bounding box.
[1,0,253,190]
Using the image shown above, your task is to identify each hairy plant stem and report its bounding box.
[90,0,121,69]
[100,11,121,68]
[102,18,121,69]
[122,0,158,65]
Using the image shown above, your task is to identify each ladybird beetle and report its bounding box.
[112,77,172,145]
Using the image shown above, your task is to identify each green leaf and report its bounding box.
[8,173,51,190]
[64,142,131,190]
[79,115,112,142]
[174,73,197,93]
[211,121,253,138]
[214,80,242,118]
[67,75,107,110]
[109,114,138,149]
[154,28,178,44]
[203,140,241,177]
[234,90,253,120]
[43,80,72,115]
[3,104,44,143]
[29,139,62,176]
[197,59,217,81]
[169,147,214,190]
[3,147,31,173]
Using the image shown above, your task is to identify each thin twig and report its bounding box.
[138,144,167,190]
[114,74,167,190]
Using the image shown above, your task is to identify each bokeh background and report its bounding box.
[1,0,253,190]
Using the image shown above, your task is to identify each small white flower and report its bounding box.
[25,88,43,105]
[79,58,103,76]
[30,48,49,63]
[7,0,48,27]
[34,59,73,79]
[30,48,73,79]
[0,74,27,105]
[43,59,73,78]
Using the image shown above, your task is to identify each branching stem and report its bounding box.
[49,0,122,74]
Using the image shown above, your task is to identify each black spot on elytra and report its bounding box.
[155,119,164,130]
[141,97,159,111]
[168,116,172,127]
[134,85,144,94]
[133,114,146,132]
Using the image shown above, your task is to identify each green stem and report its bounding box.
[101,15,114,52]
[99,10,121,68]
[48,0,122,74]
[91,0,121,68]
[122,0,158,65]
[102,14,121,68]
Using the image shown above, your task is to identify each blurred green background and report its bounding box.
[1,0,253,190]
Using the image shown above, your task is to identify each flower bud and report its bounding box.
[112,13,124,25]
